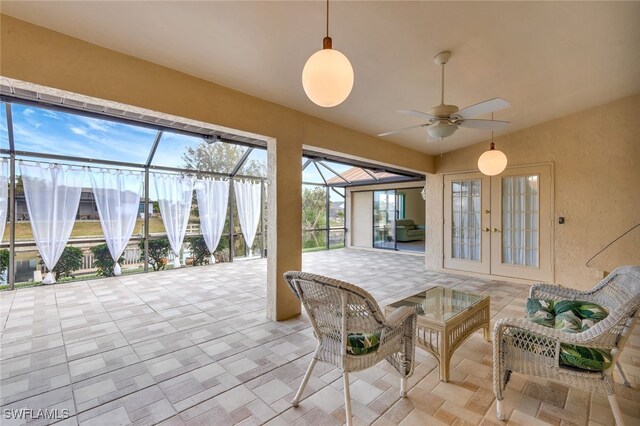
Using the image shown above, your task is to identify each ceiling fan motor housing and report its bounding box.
[428,104,459,119]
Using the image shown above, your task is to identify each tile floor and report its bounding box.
[0,249,638,425]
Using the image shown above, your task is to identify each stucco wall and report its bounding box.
[401,188,425,226]
[426,94,640,290]
[350,192,373,248]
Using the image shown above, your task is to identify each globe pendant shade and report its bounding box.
[478,148,508,176]
[302,48,354,107]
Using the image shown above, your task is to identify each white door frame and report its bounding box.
[442,163,555,282]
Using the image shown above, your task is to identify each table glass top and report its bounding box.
[388,286,487,322]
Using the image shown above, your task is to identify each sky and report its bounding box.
[0,102,267,172]
[0,102,392,186]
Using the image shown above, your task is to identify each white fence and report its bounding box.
[80,245,145,271]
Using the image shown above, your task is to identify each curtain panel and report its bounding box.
[152,173,193,268]
[0,159,8,244]
[195,179,229,263]
[20,162,85,284]
[233,180,262,252]
[90,169,143,275]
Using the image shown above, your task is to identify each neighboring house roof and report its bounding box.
[326,167,400,185]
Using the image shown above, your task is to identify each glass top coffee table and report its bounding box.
[385,286,490,382]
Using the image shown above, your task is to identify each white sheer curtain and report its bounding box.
[195,179,229,263]
[502,175,539,267]
[90,169,143,275]
[0,159,8,244]
[233,180,261,251]
[20,162,85,284]
[451,179,481,261]
[153,173,193,268]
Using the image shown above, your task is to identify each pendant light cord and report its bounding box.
[440,63,445,105]
[491,112,494,143]
[326,0,329,37]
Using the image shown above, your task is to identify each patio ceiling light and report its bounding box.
[302,0,354,107]
[478,142,507,176]
[478,113,508,176]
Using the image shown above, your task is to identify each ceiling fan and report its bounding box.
[378,51,511,140]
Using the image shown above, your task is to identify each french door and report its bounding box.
[444,165,553,282]
[444,173,490,273]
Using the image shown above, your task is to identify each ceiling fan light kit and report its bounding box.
[302,0,354,107]
[427,122,458,139]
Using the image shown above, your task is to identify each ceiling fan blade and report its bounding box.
[378,123,429,137]
[457,119,510,130]
[396,109,437,120]
[455,98,511,119]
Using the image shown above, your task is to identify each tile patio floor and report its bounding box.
[0,249,638,425]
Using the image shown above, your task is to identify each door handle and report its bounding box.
[482,227,490,232]
[492,227,501,233]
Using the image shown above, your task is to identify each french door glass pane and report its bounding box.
[451,179,481,261]
[502,175,539,267]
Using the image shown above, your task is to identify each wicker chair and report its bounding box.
[493,266,640,425]
[284,271,417,426]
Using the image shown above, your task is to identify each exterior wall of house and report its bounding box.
[0,15,433,320]
[401,188,425,226]
[346,181,426,249]
[349,191,373,248]
[426,94,640,290]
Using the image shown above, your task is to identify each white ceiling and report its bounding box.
[2,1,639,155]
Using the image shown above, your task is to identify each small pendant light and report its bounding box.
[478,113,508,176]
[302,0,354,107]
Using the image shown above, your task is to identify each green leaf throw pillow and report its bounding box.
[347,332,381,355]
[525,298,612,372]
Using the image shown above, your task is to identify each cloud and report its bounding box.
[76,116,112,132]
[69,126,87,136]
[43,111,60,120]
[22,108,35,116]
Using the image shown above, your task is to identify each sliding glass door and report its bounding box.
[373,190,397,249]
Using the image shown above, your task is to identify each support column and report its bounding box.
[266,138,302,321]
[143,168,150,273]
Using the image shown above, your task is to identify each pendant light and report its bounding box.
[302,0,354,107]
[478,113,508,176]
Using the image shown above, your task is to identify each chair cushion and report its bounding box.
[347,332,381,355]
[525,298,612,372]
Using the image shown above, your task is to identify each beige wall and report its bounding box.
[427,94,640,290]
[347,181,426,249]
[401,188,425,226]
[350,192,373,248]
[0,15,433,320]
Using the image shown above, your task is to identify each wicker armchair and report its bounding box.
[284,272,417,426]
[493,266,640,425]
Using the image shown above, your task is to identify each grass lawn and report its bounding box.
[7,217,168,240]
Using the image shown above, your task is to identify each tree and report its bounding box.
[91,244,125,277]
[302,186,327,230]
[302,186,327,248]
[0,249,9,282]
[187,236,211,266]
[139,238,171,271]
[181,142,265,177]
[39,246,84,280]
